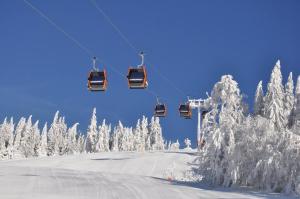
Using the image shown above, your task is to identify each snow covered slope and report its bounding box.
[0,151,295,199]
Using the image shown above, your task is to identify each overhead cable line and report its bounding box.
[23,0,160,99]
[24,0,94,57]
[89,0,187,97]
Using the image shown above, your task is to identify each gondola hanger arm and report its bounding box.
[92,57,98,71]
[138,52,145,68]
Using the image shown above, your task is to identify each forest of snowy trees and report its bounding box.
[1,59,300,194]
[197,60,300,194]
[0,108,165,159]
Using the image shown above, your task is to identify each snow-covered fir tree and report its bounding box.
[47,112,59,156]
[141,116,148,151]
[32,121,41,157]
[13,117,26,157]
[264,60,285,130]
[65,123,79,154]
[111,121,124,152]
[293,76,300,128]
[39,123,48,157]
[96,119,111,152]
[133,119,143,152]
[184,138,191,149]
[20,116,34,158]
[0,117,14,159]
[254,80,264,116]
[0,108,166,161]
[284,72,294,127]
[86,108,98,153]
[149,117,164,151]
[170,140,180,151]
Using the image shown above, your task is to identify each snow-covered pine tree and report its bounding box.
[127,127,134,151]
[77,133,85,153]
[0,117,14,159]
[32,121,41,157]
[120,127,131,151]
[201,75,245,186]
[66,123,79,154]
[284,72,294,128]
[167,140,171,151]
[96,120,106,152]
[39,123,48,157]
[133,119,142,152]
[13,117,26,157]
[140,116,148,151]
[47,111,59,156]
[254,81,264,116]
[184,138,191,149]
[149,117,164,151]
[293,76,300,128]
[111,121,123,151]
[103,122,111,152]
[170,140,180,151]
[264,60,285,130]
[56,117,68,155]
[20,116,34,158]
[86,108,98,153]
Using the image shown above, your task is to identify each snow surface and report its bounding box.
[0,151,296,199]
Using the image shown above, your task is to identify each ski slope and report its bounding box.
[0,151,295,199]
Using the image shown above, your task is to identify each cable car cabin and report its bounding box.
[127,66,148,89]
[154,104,167,117]
[87,70,107,91]
[179,104,192,119]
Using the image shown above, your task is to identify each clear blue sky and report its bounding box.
[1,0,300,146]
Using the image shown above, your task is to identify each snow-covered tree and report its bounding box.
[20,116,34,158]
[264,60,285,130]
[13,117,26,156]
[200,75,245,186]
[184,138,192,149]
[170,140,180,151]
[65,123,79,154]
[133,119,142,152]
[47,112,59,156]
[77,133,85,153]
[284,72,294,127]
[293,76,300,128]
[39,123,48,157]
[149,117,164,151]
[0,117,14,159]
[96,120,106,152]
[86,108,98,153]
[141,116,148,151]
[32,121,41,157]
[111,121,124,152]
[254,81,264,116]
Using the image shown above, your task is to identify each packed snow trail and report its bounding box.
[0,151,294,199]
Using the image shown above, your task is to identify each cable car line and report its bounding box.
[89,0,187,97]
[23,0,150,95]
[24,0,94,58]
[24,0,188,120]
[89,0,139,54]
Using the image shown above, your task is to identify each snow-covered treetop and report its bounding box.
[296,75,300,95]
[211,75,242,108]
[276,59,280,67]
[268,60,283,90]
[254,80,264,116]
[285,72,294,96]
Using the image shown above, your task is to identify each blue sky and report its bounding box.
[1,0,300,146]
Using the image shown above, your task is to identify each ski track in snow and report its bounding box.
[0,151,296,199]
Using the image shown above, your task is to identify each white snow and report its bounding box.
[0,151,296,199]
